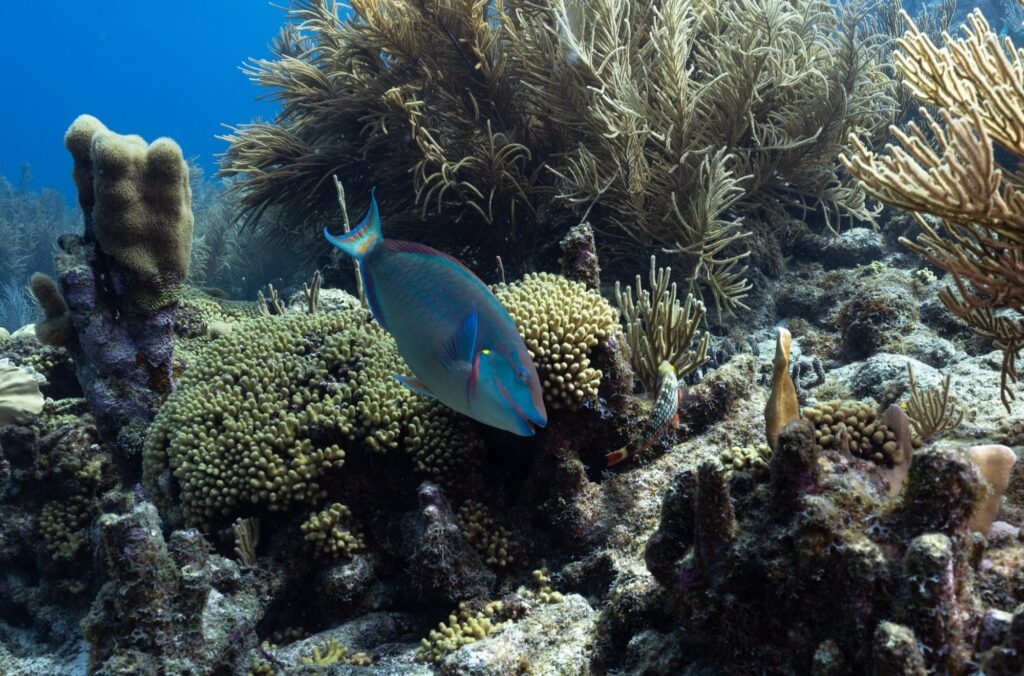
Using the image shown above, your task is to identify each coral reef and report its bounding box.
[82,501,284,674]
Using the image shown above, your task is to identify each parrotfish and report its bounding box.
[324,191,547,436]
[606,361,683,466]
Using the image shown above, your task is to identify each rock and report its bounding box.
[791,228,885,269]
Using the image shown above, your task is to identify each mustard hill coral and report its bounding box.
[802,400,905,466]
[300,503,364,562]
[416,601,507,664]
[143,308,482,528]
[456,500,517,569]
[494,273,618,411]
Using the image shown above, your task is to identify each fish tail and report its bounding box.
[606,447,630,467]
[323,187,382,261]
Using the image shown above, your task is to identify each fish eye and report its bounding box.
[515,368,529,382]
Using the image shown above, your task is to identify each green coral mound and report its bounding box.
[144,308,481,528]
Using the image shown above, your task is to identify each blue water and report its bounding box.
[0,1,289,200]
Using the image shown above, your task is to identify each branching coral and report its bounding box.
[615,257,709,393]
[842,7,1024,410]
[416,601,507,664]
[222,0,892,311]
[456,500,517,569]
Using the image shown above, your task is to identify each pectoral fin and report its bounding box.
[441,312,478,370]
[395,374,436,399]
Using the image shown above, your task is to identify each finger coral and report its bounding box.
[300,503,364,561]
[494,272,618,411]
[842,8,1024,410]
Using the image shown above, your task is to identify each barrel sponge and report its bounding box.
[494,273,619,411]
[142,308,480,528]
[64,114,193,309]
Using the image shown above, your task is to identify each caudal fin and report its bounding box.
[606,447,630,467]
[323,188,382,261]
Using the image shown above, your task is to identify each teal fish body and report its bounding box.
[324,192,547,436]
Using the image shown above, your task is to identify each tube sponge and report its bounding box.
[64,114,193,309]
[30,273,74,347]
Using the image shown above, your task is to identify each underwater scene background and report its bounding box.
[2,0,1024,673]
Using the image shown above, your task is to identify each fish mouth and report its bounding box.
[498,382,541,436]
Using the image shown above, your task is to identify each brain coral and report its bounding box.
[143,307,481,528]
[494,273,619,411]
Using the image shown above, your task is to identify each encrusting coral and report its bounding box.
[494,272,618,411]
[842,6,1024,410]
[221,0,893,310]
[0,363,44,426]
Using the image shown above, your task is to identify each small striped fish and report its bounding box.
[607,361,683,467]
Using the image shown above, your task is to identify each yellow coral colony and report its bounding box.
[841,8,1024,410]
[765,328,800,450]
[494,273,618,411]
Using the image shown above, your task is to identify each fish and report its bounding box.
[324,191,547,436]
[606,361,682,467]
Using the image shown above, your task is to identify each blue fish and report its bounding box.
[324,191,547,436]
